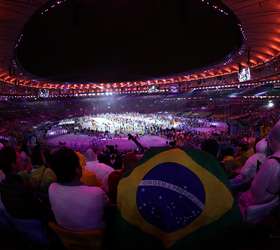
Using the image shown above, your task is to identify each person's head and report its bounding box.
[85,147,97,161]
[223,147,234,157]
[267,125,280,153]
[31,144,44,166]
[21,143,30,155]
[50,147,81,184]
[201,139,219,158]
[0,146,17,175]
[15,141,23,152]
[169,140,177,147]
[236,143,249,154]
[106,145,115,154]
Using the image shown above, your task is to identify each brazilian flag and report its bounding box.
[107,147,241,250]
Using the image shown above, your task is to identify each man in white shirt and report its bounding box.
[85,161,114,193]
[49,147,108,231]
[230,138,268,191]
[239,124,280,223]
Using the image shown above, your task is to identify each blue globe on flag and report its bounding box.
[136,162,206,233]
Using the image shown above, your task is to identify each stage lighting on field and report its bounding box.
[267,100,274,109]
[38,89,49,98]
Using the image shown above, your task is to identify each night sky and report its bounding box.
[16,0,242,83]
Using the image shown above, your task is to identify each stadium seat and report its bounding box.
[48,222,104,250]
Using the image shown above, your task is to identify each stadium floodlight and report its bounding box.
[267,100,274,108]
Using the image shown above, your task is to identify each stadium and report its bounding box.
[0,1,280,250]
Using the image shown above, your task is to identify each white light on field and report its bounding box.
[229,93,237,98]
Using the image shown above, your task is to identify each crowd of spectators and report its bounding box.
[1,104,280,249]
[0,92,279,250]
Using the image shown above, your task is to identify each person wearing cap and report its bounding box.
[229,138,269,192]
[239,125,280,223]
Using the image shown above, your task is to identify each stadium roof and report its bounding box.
[0,0,279,92]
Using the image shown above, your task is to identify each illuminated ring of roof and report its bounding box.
[0,0,280,91]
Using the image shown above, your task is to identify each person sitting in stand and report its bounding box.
[0,146,50,246]
[84,154,114,193]
[76,150,101,187]
[201,139,220,159]
[19,145,57,192]
[49,147,109,230]
[221,147,237,177]
[229,138,268,192]
[239,124,280,223]
[15,142,32,173]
